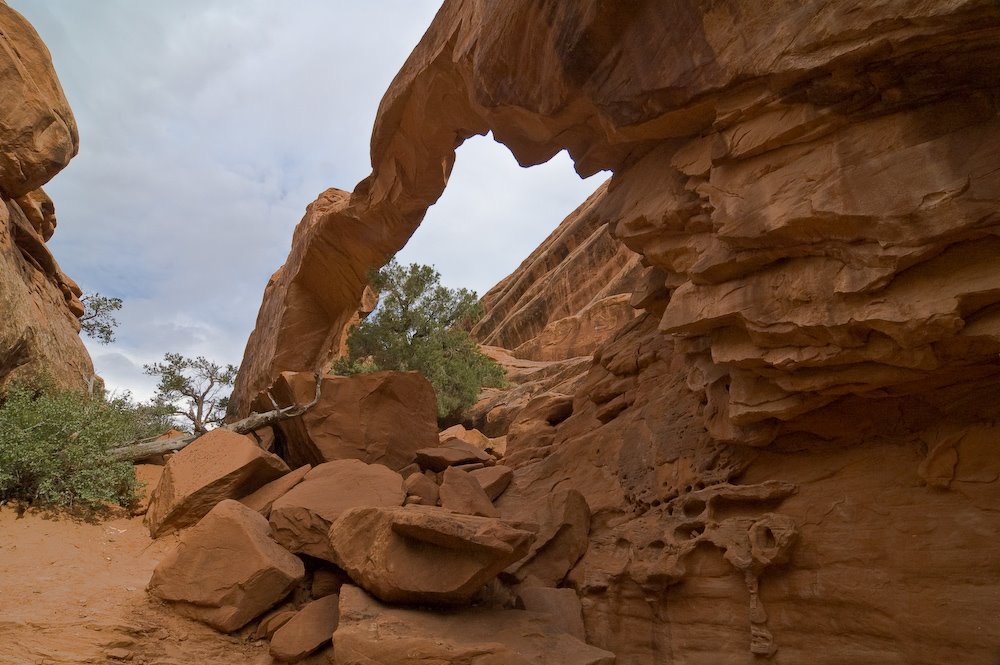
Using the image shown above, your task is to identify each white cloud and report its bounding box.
[11,1,603,400]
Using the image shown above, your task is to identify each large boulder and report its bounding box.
[0,4,93,394]
[261,370,438,470]
[147,500,305,633]
[269,459,404,562]
[438,466,499,518]
[332,585,615,665]
[438,424,492,450]
[268,594,340,662]
[327,505,534,605]
[240,464,311,518]
[145,429,291,538]
[0,3,78,199]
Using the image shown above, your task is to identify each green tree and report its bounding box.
[0,383,171,511]
[336,260,505,419]
[80,292,123,344]
[143,353,238,435]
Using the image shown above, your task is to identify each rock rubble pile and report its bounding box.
[142,370,611,663]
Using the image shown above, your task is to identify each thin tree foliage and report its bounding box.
[80,292,122,344]
[143,353,238,434]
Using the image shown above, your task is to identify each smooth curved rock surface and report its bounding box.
[0,3,78,198]
[0,3,92,392]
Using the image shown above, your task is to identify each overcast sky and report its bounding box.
[12,1,605,400]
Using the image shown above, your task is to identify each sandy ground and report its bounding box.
[0,507,274,665]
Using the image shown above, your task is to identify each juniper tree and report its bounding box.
[336,260,504,419]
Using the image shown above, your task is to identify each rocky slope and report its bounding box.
[0,1,94,392]
[231,1,1000,663]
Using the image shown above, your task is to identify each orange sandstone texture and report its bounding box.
[471,182,644,361]
[147,500,305,633]
[144,428,290,538]
[259,370,438,470]
[232,1,1000,663]
[0,2,93,391]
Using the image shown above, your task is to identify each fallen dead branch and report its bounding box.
[107,372,323,462]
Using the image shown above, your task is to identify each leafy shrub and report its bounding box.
[0,384,170,511]
[335,260,505,420]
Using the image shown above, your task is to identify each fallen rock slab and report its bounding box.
[147,500,305,633]
[438,466,499,517]
[402,473,439,506]
[263,370,438,470]
[504,489,591,588]
[327,505,533,605]
[269,460,404,562]
[269,594,340,662]
[240,464,311,517]
[333,585,615,664]
[145,429,291,537]
[469,464,513,501]
[413,441,492,472]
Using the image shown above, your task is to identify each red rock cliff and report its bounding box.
[0,2,94,392]
[236,2,1000,662]
[471,181,644,362]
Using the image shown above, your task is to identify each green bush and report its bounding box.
[0,384,170,511]
[335,260,505,420]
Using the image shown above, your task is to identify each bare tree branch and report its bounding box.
[107,372,323,461]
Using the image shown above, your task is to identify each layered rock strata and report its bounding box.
[471,182,643,361]
[234,1,1000,663]
[0,2,93,391]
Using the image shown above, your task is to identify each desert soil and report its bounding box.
[0,507,272,665]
